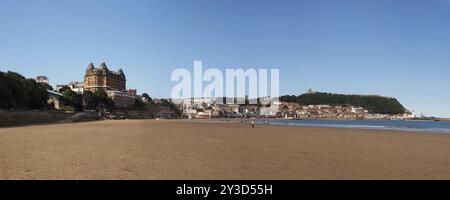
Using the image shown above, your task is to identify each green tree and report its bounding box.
[280,92,406,115]
[0,71,48,110]
[141,93,154,105]
[58,85,70,93]
[132,99,146,110]
[62,88,82,111]
[39,82,53,91]
[142,93,151,100]
[93,90,115,110]
[83,90,97,110]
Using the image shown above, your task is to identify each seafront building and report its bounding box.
[56,81,85,94]
[34,76,49,84]
[68,81,84,94]
[106,90,139,108]
[172,97,416,120]
[48,62,140,109]
[84,62,126,92]
[83,62,138,108]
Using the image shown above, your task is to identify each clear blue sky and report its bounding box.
[1,0,449,117]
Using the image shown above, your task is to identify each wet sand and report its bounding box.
[1,119,450,180]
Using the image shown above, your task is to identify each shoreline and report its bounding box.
[255,119,450,135]
[170,118,450,136]
[165,118,450,135]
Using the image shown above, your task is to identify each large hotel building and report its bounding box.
[84,62,126,92]
[83,62,138,108]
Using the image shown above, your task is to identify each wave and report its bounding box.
[257,120,450,134]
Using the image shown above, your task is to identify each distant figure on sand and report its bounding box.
[251,120,255,128]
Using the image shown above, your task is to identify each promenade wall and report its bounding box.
[0,110,99,127]
[108,110,156,119]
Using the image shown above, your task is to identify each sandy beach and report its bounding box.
[1,119,450,180]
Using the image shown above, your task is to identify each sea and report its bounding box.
[256,119,450,134]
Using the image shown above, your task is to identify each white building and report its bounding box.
[68,81,84,94]
[106,90,139,108]
[56,81,84,94]
[35,76,49,84]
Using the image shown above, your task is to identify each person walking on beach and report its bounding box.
[251,120,255,128]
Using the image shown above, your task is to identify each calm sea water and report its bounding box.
[256,119,450,134]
